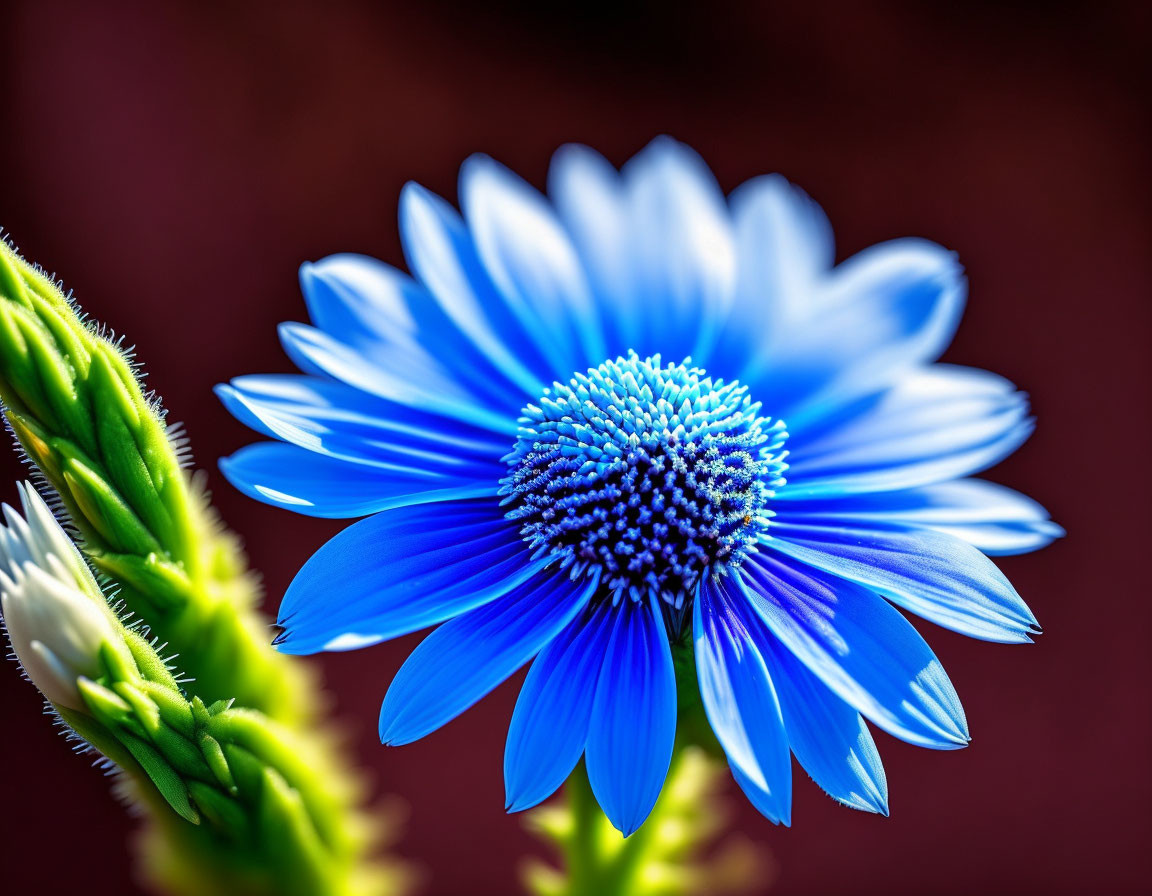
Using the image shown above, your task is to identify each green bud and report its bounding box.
[0,239,408,894]
[1,482,405,893]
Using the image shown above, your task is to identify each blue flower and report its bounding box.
[218,138,1061,835]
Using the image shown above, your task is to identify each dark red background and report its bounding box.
[2,2,1149,894]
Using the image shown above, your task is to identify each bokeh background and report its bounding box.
[1,2,1149,894]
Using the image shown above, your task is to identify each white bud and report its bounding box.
[0,483,98,593]
[0,484,119,709]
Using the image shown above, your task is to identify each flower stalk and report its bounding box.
[522,747,768,896]
[0,241,406,895]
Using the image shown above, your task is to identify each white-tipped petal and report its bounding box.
[0,484,101,597]
[0,483,119,709]
[1,562,117,709]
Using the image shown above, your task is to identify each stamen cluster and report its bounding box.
[501,354,787,617]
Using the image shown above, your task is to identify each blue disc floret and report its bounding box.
[500,353,788,618]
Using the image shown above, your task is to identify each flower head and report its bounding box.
[219,138,1061,834]
[501,352,787,618]
[0,483,120,709]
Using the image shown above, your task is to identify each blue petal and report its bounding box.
[548,144,635,354]
[715,174,834,383]
[766,519,1039,643]
[216,375,506,479]
[299,252,411,346]
[782,366,1032,497]
[759,632,888,815]
[220,442,494,519]
[585,596,677,836]
[379,568,598,745]
[618,137,736,363]
[277,321,515,435]
[219,373,508,449]
[399,181,555,393]
[276,499,548,655]
[738,552,969,749]
[775,479,1063,556]
[549,137,736,364]
[460,154,604,373]
[730,763,790,827]
[504,601,614,813]
[696,574,792,824]
[821,237,966,364]
[299,253,530,414]
[297,254,436,379]
[747,239,967,432]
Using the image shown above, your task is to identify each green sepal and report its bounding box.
[56,706,137,772]
[148,723,212,781]
[213,709,298,766]
[10,305,86,440]
[61,460,159,556]
[77,676,136,730]
[3,411,63,482]
[220,742,265,799]
[87,348,184,555]
[257,766,332,896]
[87,351,153,511]
[186,779,251,841]
[0,303,53,423]
[114,680,163,734]
[90,549,193,612]
[118,730,200,824]
[190,695,212,729]
[0,242,28,306]
[32,292,92,378]
[86,344,141,428]
[121,628,181,689]
[141,680,196,737]
[98,638,142,686]
[199,733,237,793]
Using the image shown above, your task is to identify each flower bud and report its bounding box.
[10,481,100,578]
[0,483,118,709]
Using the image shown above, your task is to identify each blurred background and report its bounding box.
[1,1,1149,894]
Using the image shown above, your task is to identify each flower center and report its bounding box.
[500,353,787,619]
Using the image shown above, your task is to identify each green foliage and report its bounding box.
[56,626,396,896]
[0,240,407,895]
[0,241,302,718]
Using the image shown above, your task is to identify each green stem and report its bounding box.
[525,745,752,896]
[566,752,687,895]
[564,761,600,895]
